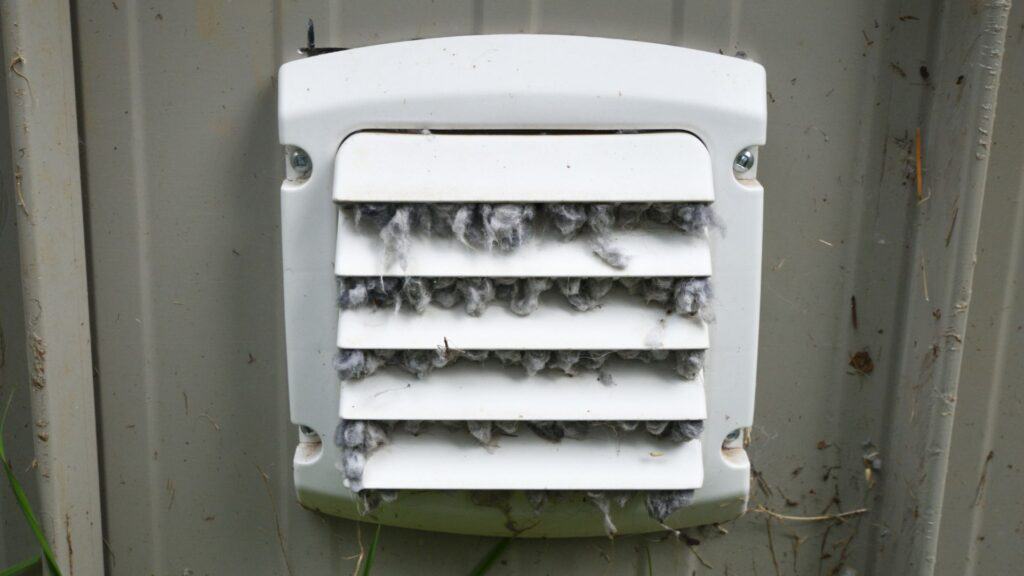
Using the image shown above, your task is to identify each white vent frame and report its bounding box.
[279,34,765,537]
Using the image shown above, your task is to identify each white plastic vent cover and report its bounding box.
[279,35,765,537]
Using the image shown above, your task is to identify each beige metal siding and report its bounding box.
[936,1,1024,573]
[0,0,1000,573]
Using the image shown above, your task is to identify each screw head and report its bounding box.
[289,148,312,179]
[733,148,755,173]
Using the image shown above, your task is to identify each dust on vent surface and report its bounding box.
[279,34,765,538]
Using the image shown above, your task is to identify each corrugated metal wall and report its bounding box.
[0,0,1019,574]
[0,56,41,567]
[934,8,1024,573]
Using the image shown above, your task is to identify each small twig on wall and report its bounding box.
[752,505,868,523]
[765,518,782,576]
[256,464,294,576]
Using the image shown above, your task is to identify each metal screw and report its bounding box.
[733,148,755,173]
[289,148,312,179]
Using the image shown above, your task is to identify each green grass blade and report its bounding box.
[0,393,62,575]
[468,537,511,576]
[0,555,40,576]
[360,523,382,576]
[644,543,654,576]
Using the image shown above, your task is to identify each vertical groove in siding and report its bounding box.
[528,0,542,33]
[670,0,686,46]
[123,0,164,570]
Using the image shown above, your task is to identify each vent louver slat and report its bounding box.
[333,132,715,203]
[359,431,704,491]
[337,302,709,350]
[341,367,707,421]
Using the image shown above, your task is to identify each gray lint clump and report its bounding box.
[349,488,696,534]
[586,490,697,536]
[586,491,634,536]
[575,490,698,535]
[357,489,398,514]
[344,202,715,268]
[334,348,705,380]
[584,204,629,268]
[338,276,712,318]
[644,490,696,524]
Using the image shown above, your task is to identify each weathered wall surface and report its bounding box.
[0,0,1001,574]
[934,2,1024,573]
[0,54,44,571]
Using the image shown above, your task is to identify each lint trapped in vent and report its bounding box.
[332,199,716,535]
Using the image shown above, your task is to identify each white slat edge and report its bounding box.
[340,364,706,421]
[337,301,709,350]
[359,430,704,490]
[333,131,715,203]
